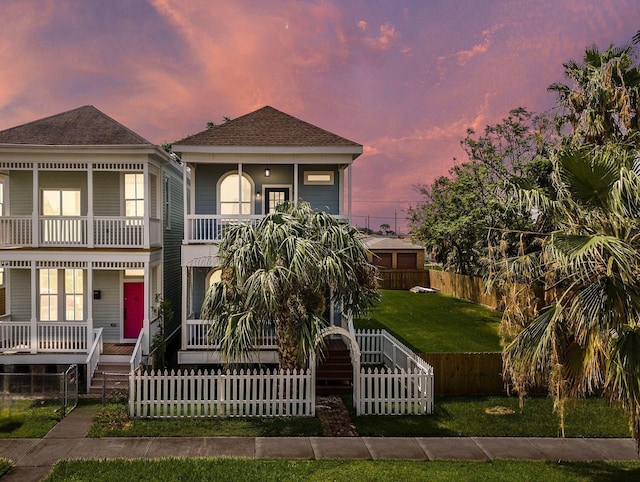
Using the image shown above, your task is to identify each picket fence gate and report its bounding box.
[358,366,433,415]
[129,367,314,418]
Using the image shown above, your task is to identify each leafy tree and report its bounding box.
[408,108,555,275]
[201,202,379,370]
[549,44,640,145]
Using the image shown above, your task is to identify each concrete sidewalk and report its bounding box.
[1,404,639,482]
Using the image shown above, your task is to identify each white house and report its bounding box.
[0,106,183,387]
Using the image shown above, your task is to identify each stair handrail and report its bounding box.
[130,330,145,374]
[85,328,104,392]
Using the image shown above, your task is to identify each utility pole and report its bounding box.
[394,211,397,235]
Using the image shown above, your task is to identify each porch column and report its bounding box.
[30,262,37,353]
[143,262,150,354]
[183,162,189,243]
[339,168,344,217]
[86,262,94,351]
[347,165,352,222]
[143,163,150,248]
[181,266,188,350]
[87,164,94,247]
[237,163,243,220]
[32,164,39,247]
[293,164,299,206]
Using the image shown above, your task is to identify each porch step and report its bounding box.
[89,362,130,395]
[316,339,353,395]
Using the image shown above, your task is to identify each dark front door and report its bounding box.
[265,187,290,213]
[124,282,144,338]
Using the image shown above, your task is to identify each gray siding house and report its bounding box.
[172,106,363,364]
[0,106,183,386]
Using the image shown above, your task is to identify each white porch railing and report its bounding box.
[186,318,277,350]
[355,329,434,415]
[0,216,160,248]
[0,321,31,351]
[0,320,89,353]
[86,328,104,391]
[185,215,262,243]
[130,330,145,373]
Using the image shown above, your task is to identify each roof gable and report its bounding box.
[0,105,152,146]
[174,106,360,148]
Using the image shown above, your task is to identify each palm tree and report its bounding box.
[548,44,640,145]
[490,141,640,442]
[200,201,379,370]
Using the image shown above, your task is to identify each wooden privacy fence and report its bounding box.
[129,368,314,418]
[418,352,504,396]
[427,270,501,309]
[378,270,430,290]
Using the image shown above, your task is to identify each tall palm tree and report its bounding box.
[490,141,640,442]
[201,201,379,370]
[548,44,640,145]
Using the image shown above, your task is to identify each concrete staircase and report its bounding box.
[316,338,353,395]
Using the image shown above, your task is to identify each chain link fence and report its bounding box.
[0,364,78,418]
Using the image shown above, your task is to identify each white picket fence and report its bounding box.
[129,328,434,418]
[129,367,314,418]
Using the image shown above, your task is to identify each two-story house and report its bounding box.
[0,106,183,387]
[172,106,363,365]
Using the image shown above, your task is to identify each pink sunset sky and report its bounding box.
[1,0,638,233]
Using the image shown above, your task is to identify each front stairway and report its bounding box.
[88,343,133,396]
[316,338,353,395]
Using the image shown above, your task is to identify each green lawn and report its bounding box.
[355,289,502,352]
[353,396,631,437]
[88,403,322,437]
[0,399,60,438]
[43,459,640,482]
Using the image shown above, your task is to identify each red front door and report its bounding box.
[124,282,144,339]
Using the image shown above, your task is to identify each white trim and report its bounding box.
[216,170,255,215]
[304,170,334,185]
[173,145,362,156]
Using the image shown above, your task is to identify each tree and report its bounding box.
[408,108,555,275]
[491,141,640,442]
[200,201,379,370]
[549,44,640,145]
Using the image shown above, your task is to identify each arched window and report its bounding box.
[218,172,253,215]
[206,269,222,289]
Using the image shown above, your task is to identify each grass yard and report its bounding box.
[88,403,322,437]
[0,398,60,438]
[43,459,640,482]
[353,396,631,438]
[355,289,502,352]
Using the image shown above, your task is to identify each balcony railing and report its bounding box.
[185,214,349,243]
[0,216,161,248]
[185,318,277,350]
[185,215,262,243]
[0,321,89,353]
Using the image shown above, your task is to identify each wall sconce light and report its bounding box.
[264,167,271,177]
[256,191,261,200]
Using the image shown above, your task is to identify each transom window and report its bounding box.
[219,173,252,215]
[125,173,144,217]
[39,269,84,321]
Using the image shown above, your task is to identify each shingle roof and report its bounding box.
[0,105,152,146]
[174,106,360,147]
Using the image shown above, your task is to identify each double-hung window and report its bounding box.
[39,268,84,321]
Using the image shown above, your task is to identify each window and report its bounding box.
[304,171,334,185]
[0,180,4,216]
[125,173,144,217]
[41,189,82,243]
[42,189,80,216]
[0,268,4,287]
[206,269,222,289]
[219,173,252,215]
[39,269,84,321]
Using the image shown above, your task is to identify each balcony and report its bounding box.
[0,216,161,248]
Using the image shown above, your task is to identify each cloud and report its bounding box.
[455,24,503,66]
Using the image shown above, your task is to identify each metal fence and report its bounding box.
[0,364,78,417]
